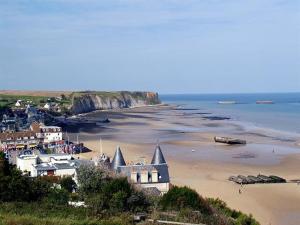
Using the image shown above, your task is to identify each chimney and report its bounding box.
[141,170,149,183]
[130,171,138,183]
[151,168,158,183]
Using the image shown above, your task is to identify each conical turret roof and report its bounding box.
[151,145,166,164]
[111,146,126,170]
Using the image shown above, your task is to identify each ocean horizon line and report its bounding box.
[160,91,300,96]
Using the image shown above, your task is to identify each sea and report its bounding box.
[161,93,300,134]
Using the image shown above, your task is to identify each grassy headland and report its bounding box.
[0,90,160,115]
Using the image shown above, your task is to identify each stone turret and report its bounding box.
[151,145,166,165]
[111,146,126,170]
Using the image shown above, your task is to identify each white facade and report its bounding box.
[44,103,50,109]
[17,153,76,178]
[15,101,21,107]
[55,167,76,177]
[16,154,37,174]
[38,126,63,143]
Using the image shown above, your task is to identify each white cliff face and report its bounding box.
[71,92,160,114]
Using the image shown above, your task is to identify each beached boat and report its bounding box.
[214,136,246,145]
[218,101,236,104]
[256,100,274,104]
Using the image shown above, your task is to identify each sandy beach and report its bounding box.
[67,105,300,225]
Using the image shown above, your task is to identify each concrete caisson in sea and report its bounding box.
[256,100,274,104]
[218,101,237,104]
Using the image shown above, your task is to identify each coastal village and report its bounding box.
[0,98,170,196]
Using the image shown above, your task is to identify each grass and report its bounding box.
[0,202,132,225]
[0,214,130,225]
[0,94,72,109]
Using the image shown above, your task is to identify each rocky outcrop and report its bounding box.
[71,91,161,114]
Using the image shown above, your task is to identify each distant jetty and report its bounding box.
[256,100,274,104]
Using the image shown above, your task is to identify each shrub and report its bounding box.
[60,176,77,193]
[85,177,149,214]
[160,186,213,214]
[44,188,69,205]
[208,198,260,225]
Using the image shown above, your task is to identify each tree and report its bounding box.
[61,94,67,100]
[160,186,212,214]
[60,176,76,193]
[77,165,105,195]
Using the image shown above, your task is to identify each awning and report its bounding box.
[16,145,25,148]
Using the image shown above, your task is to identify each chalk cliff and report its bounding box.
[71,91,161,114]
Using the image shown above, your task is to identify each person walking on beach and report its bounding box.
[239,189,242,194]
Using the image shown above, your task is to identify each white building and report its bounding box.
[16,150,38,173]
[15,100,22,107]
[30,122,63,147]
[39,125,63,144]
[44,103,51,109]
[110,145,170,195]
[16,151,77,178]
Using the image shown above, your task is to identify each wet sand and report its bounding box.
[68,105,300,225]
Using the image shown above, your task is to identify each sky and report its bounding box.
[0,0,299,94]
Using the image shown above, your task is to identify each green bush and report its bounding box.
[60,176,77,193]
[160,186,213,214]
[44,188,69,205]
[208,198,260,225]
[0,163,51,202]
[85,177,149,215]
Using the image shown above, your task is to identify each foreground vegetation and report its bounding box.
[0,153,259,225]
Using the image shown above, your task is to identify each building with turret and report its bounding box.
[110,145,170,195]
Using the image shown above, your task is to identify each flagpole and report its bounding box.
[100,138,103,155]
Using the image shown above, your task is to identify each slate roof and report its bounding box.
[34,163,57,171]
[54,163,75,170]
[0,131,37,142]
[151,145,166,165]
[111,146,126,170]
[118,164,169,184]
[112,144,170,184]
